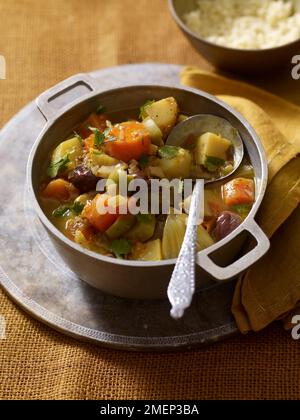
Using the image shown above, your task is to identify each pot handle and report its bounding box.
[36,73,98,121]
[197,220,270,281]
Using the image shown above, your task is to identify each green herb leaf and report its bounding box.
[139,99,155,120]
[110,239,132,259]
[47,155,70,178]
[232,204,252,218]
[96,104,105,114]
[72,201,85,215]
[137,214,153,224]
[52,201,85,218]
[158,146,179,160]
[52,206,72,218]
[103,127,111,137]
[74,131,83,144]
[204,156,225,173]
[89,127,105,147]
[139,155,150,169]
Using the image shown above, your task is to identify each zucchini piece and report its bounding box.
[108,166,132,185]
[126,215,156,242]
[143,97,179,136]
[195,132,232,167]
[159,147,192,180]
[89,149,119,167]
[106,215,136,240]
[106,166,134,195]
[51,137,82,172]
[96,165,118,179]
[130,239,162,261]
[142,117,164,146]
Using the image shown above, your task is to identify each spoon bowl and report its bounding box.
[166,114,244,184]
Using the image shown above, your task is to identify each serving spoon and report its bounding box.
[166,115,244,319]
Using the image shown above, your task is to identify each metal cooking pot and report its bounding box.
[28,73,270,299]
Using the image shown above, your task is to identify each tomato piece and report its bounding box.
[105,122,151,162]
[222,178,255,207]
[42,179,79,202]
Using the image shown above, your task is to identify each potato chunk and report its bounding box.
[144,97,179,136]
[195,132,232,166]
[159,148,192,180]
[130,239,162,261]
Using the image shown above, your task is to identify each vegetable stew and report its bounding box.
[39,97,255,261]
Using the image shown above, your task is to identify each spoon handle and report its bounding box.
[168,181,204,319]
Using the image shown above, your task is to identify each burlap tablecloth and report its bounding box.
[1,0,300,400]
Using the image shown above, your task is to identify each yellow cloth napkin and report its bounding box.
[181,67,300,333]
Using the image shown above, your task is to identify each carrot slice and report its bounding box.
[83,134,96,150]
[82,194,130,233]
[42,179,79,202]
[222,178,255,207]
[105,122,151,162]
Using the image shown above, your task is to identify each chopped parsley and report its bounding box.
[52,201,85,218]
[110,239,132,259]
[89,127,105,147]
[103,127,111,137]
[72,201,85,215]
[158,146,179,160]
[52,206,71,218]
[139,155,150,169]
[101,126,117,143]
[47,155,70,178]
[204,156,225,173]
[139,99,155,120]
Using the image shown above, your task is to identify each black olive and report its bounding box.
[68,165,98,193]
[214,211,242,241]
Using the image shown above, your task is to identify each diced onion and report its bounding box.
[143,117,163,146]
